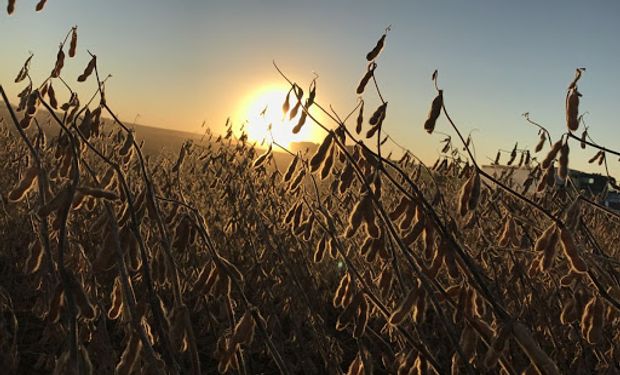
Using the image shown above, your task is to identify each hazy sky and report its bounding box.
[1,0,619,172]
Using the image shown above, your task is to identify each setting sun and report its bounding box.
[237,84,322,148]
[5,3,620,374]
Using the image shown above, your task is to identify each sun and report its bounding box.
[237,84,321,149]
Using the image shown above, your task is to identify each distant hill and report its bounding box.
[1,104,330,167]
[0,103,204,155]
[289,141,318,155]
[128,123,204,155]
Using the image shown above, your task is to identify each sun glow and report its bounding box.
[237,84,321,149]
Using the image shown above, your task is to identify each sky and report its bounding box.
[1,0,619,173]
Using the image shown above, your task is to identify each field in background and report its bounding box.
[1,27,620,375]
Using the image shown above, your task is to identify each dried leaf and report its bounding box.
[35,0,47,12]
[77,55,96,82]
[69,27,78,57]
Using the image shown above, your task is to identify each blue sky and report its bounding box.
[1,0,619,173]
